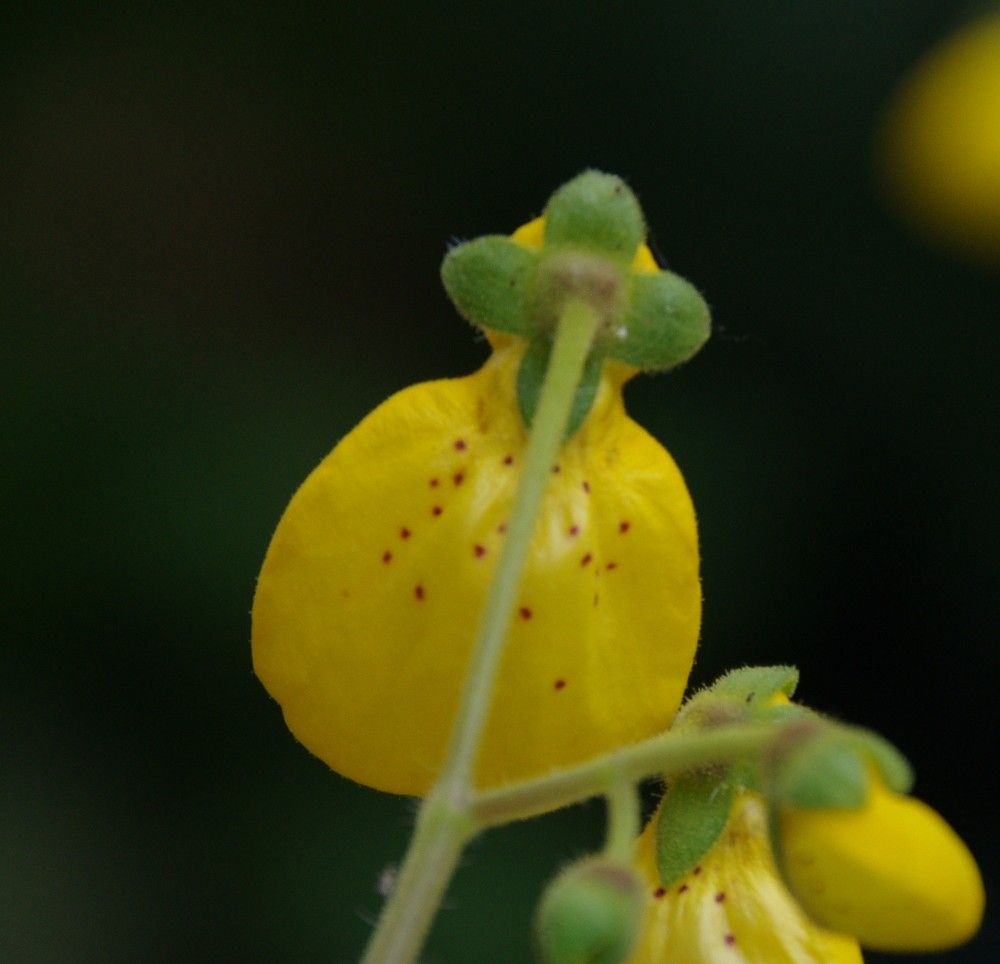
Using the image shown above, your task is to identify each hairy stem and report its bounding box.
[471,723,779,829]
[361,797,473,964]
[440,298,601,799]
[362,299,600,964]
[604,776,641,863]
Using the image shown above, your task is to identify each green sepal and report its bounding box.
[729,758,764,793]
[607,271,711,370]
[753,701,812,726]
[518,336,604,436]
[440,235,540,335]
[845,727,914,794]
[708,665,800,704]
[774,731,868,810]
[543,171,645,262]
[655,770,736,887]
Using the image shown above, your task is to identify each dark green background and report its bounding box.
[3,2,996,961]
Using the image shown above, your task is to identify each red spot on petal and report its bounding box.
[605,562,618,571]
[582,480,590,493]
[519,606,532,620]
[414,584,425,601]
[619,520,631,534]
[429,478,439,488]
[452,472,464,486]
[678,884,689,894]
[473,544,487,558]
[400,527,411,540]
[581,553,592,567]
[497,522,507,534]
[724,935,736,947]
[502,454,514,466]
[715,892,726,903]
[653,887,666,899]
[454,439,467,451]
[693,866,702,875]
[431,505,443,517]
[553,679,566,690]
[568,525,580,537]
[382,551,392,564]
[551,464,561,473]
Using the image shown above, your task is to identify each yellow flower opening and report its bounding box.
[251,219,701,795]
[779,772,985,953]
[631,792,862,963]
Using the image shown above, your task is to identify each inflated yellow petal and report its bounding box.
[779,776,985,952]
[252,333,700,795]
[630,793,861,963]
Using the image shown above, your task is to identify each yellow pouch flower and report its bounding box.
[252,174,707,796]
[778,772,985,953]
[630,792,862,963]
[629,666,984,958]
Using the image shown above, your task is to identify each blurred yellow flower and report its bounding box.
[779,771,985,952]
[252,222,701,796]
[880,15,1000,265]
[631,792,862,963]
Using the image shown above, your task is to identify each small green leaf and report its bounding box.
[775,733,868,810]
[607,271,710,370]
[440,235,539,335]
[543,171,645,261]
[846,727,914,794]
[730,759,763,793]
[655,770,735,887]
[517,336,603,437]
[709,665,800,704]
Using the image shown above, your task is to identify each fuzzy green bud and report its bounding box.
[535,857,644,964]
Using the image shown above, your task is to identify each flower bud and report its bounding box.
[535,857,644,964]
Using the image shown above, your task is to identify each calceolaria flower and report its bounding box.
[631,791,863,963]
[252,172,711,795]
[628,666,984,960]
[776,770,985,953]
[880,13,1000,265]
